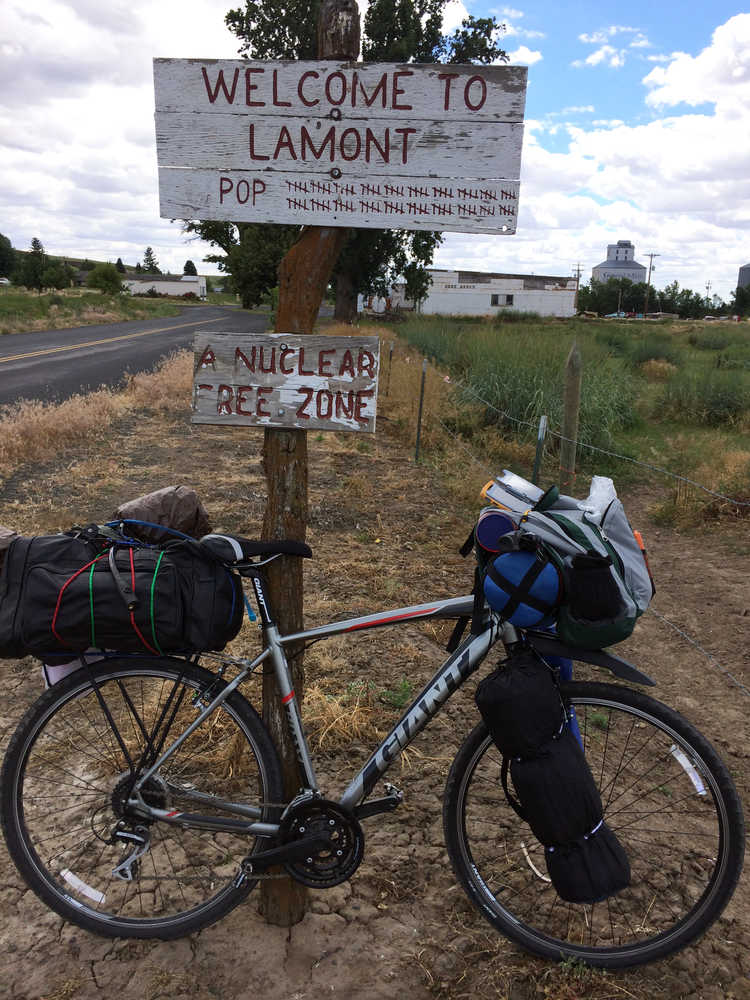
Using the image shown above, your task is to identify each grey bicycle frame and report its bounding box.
[131,591,505,834]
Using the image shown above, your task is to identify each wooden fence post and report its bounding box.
[559,342,581,491]
[260,0,360,927]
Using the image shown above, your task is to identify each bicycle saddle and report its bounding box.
[199,533,312,564]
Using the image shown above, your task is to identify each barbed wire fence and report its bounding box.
[399,347,750,699]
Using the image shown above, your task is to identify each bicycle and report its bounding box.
[0,533,744,969]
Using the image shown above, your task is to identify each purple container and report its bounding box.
[475,508,517,552]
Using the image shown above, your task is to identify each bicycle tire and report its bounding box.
[1,657,284,939]
[443,681,744,968]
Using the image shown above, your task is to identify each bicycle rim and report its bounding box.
[1,659,282,937]
[445,681,744,967]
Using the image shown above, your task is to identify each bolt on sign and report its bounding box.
[154,60,527,234]
[193,332,380,432]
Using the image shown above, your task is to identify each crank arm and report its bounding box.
[239,833,332,875]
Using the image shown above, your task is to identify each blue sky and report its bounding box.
[1,1,748,299]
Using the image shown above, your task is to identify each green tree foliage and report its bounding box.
[16,237,48,292]
[87,262,124,294]
[577,278,714,319]
[183,221,298,308]
[115,257,126,273]
[0,232,14,278]
[183,259,198,275]
[143,247,161,274]
[41,260,74,290]
[193,1,507,319]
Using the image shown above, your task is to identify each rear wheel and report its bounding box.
[443,681,744,967]
[1,657,283,938]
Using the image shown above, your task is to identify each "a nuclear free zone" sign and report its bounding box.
[192,332,380,432]
[154,60,527,235]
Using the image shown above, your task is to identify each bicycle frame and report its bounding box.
[128,578,506,835]
[127,563,653,835]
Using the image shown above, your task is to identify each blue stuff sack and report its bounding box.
[483,550,562,628]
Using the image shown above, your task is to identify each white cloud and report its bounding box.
[643,13,750,110]
[508,45,543,65]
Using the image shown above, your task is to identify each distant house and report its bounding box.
[361,269,578,318]
[122,274,207,299]
[592,241,647,284]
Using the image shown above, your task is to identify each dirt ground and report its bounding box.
[0,345,748,1000]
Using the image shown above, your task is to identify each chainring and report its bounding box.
[280,799,364,888]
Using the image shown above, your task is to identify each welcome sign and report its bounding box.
[154,60,527,234]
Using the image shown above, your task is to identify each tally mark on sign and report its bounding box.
[191,332,380,434]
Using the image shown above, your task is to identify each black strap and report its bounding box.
[500,756,527,821]
[486,555,553,618]
[459,528,476,558]
[446,617,469,652]
[470,566,485,635]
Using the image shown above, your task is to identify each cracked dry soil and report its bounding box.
[0,382,748,1000]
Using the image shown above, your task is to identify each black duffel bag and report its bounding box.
[475,651,630,904]
[0,527,243,659]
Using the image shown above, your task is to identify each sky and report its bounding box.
[1,1,748,300]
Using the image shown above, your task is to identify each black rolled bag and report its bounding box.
[475,650,630,904]
[0,528,243,659]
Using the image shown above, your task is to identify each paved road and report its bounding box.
[0,306,269,408]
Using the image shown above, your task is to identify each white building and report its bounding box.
[123,274,207,299]
[591,241,647,284]
[411,269,577,317]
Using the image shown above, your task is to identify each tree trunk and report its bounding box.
[333,269,358,323]
[259,0,360,927]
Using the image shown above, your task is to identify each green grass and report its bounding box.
[0,288,183,334]
[384,314,750,521]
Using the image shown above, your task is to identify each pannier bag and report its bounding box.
[480,472,654,649]
[475,651,630,904]
[0,526,243,659]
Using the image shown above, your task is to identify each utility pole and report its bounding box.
[705,280,712,310]
[643,252,660,316]
[572,263,582,312]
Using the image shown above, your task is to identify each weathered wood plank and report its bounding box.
[153,59,528,123]
[154,113,524,176]
[191,332,379,432]
[159,169,520,233]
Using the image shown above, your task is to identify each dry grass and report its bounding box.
[639,359,678,380]
[0,352,193,481]
[303,682,383,749]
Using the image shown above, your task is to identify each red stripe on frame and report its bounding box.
[282,691,295,705]
[344,607,441,632]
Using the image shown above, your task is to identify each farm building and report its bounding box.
[360,269,577,318]
[122,274,207,299]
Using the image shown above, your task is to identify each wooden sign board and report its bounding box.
[192,332,380,432]
[154,60,526,235]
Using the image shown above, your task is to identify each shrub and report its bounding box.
[182,291,198,299]
[492,310,542,325]
[688,329,736,351]
[628,335,683,368]
[87,263,123,295]
[660,370,750,425]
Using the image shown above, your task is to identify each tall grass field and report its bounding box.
[387,313,750,519]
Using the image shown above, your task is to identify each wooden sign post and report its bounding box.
[260,0,360,927]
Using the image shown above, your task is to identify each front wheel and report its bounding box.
[443,681,744,968]
[1,657,283,939]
